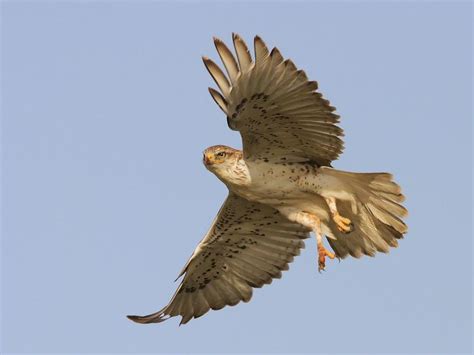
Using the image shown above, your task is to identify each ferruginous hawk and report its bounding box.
[128,34,408,325]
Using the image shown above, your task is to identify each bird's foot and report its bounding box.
[318,244,335,272]
[333,213,353,233]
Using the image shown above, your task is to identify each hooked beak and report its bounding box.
[203,152,211,166]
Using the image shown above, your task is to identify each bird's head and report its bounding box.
[203,145,245,183]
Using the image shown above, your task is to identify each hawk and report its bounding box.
[128,34,407,325]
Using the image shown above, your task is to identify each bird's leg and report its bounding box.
[280,209,335,272]
[312,215,336,272]
[325,197,353,233]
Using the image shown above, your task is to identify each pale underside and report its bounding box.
[127,34,408,325]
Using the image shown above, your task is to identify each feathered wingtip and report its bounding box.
[208,87,228,114]
[202,56,230,96]
[127,312,194,326]
[213,36,239,84]
[127,310,170,324]
[253,35,269,64]
[232,32,253,73]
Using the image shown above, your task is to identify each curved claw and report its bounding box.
[334,214,353,233]
[318,261,325,272]
[318,244,335,272]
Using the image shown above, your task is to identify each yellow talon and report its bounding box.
[334,213,353,233]
[318,244,335,272]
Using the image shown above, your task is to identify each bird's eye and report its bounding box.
[216,151,226,158]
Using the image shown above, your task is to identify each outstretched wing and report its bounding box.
[205,34,344,166]
[127,193,309,325]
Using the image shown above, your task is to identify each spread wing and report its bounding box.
[127,193,309,325]
[204,34,344,166]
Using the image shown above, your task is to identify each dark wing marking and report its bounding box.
[204,34,344,166]
[127,193,309,325]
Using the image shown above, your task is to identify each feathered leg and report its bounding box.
[279,208,335,272]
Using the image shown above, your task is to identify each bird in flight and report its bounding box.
[128,34,407,325]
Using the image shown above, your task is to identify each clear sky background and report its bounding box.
[1,1,472,354]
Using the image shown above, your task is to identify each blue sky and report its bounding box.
[1,1,472,354]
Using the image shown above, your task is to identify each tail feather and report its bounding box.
[367,202,407,234]
[369,179,401,195]
[377,191,405,203]
[324,170,407,259]
[370,194,407,218]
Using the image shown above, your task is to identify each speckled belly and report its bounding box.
[229,161,330,220]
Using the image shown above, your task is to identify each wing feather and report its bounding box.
[254,35,270,65]
[202,56,230,96]
[213,37,239,84]
[208,87,228,114]
[127,193,309,324]
[232,33,253,73]
[205,34,344,166]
